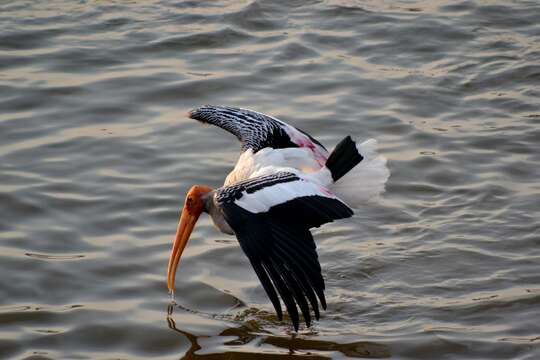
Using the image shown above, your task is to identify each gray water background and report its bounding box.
[1,0,540,359]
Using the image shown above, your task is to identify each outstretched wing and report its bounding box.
[189,105,327,155]
[214,171,353,330]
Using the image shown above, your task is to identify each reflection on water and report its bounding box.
[1,0,540,358]
[166,304,391,359]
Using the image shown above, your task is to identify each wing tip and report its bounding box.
[188,104,238,124]
[188,105,211,122]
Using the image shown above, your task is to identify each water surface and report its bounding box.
[1,0,540,359]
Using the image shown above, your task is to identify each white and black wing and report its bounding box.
[189,105,327,154]
[214,172,353,330]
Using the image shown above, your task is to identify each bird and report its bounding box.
[167,105,389,331]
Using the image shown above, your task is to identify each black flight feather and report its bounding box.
[189,105,327,153]
[216,173,355,330]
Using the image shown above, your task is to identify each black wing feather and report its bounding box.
[218,185,353,329]
[189,105,327,153]
[268,195,353,230]
[269,221,327,310]
[272,257,311,328]
[263,258,300,331]
[273,245,321,320]
[250,259,283,321]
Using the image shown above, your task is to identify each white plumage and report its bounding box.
[332,139,390,206]
[226,137,389,208]
[235,175,336,213]
[224,147,322,186]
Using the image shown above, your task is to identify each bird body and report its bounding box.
[167,105,390,331]
[224,147,322,186]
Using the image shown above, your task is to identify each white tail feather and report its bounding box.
[330,139,390,207]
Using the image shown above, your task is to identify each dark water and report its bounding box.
[1,0,540,359]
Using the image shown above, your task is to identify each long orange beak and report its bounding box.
[167,207,201,293]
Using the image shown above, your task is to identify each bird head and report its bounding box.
[167,184,213,293]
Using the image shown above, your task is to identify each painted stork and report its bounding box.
[167,105,389,331]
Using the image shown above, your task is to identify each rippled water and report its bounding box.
[1,0,540,359]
